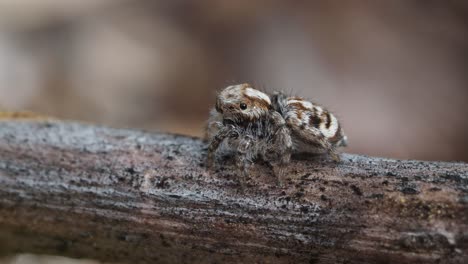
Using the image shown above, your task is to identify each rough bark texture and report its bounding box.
[0,120,467,264]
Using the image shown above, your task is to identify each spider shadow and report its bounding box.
[290,152,340,168]
[292,152,328,161]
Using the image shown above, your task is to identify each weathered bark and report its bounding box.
[0,120,466,263]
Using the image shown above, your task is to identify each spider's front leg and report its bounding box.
[270,127,292,185]
[266,111,293,185]
[206,123,237,169]
[235,135,255,188]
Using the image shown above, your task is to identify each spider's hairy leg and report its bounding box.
[204,115,223,142]
[329,148,341,162]
[271,126,292,186]
[236,135,255,188]
[267,111,293,185]
[206,123,237,169]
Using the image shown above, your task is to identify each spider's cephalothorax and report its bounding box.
[205,84,292,186]
[205,84,347,186]
[214,83,272,122]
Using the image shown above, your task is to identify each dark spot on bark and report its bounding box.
[456,232,468,248]
[330,180,345,186]
[442,172,467,184]
[399,184,420,195]
[320,195,328,201]
[368,193,384,199]
[429,187,441,192]
[386,172,397,177]
[160,234,172,248]
[295,192,305,198]
[123,234,145,243]
[42,123,54,128]
[55,239,71,253]
[399,233,450,250]
[309,252,320,264]
[79,232,92,238]
[382,180,389,185]
[125,167,136,175]
[459,196,468,204]
[350,185,363,196]
[156,177,169,189]
[319,187,325,192]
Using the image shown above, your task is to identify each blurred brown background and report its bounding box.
[0,1,468,263]
[0,0,467,164]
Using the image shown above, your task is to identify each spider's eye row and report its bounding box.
[240,103,247,110]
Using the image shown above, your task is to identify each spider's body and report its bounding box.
[205,84,346,185]
[271,93,347,156]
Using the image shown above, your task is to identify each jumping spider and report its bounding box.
[205,83,347,186]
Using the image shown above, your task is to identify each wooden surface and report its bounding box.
[0,120,467,263]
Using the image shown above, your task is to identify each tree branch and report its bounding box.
[0,120,466,263]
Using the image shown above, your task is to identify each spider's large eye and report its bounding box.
[239,103,247,110]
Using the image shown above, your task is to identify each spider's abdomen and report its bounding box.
[272,94,347,148]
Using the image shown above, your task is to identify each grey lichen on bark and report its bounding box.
[0,120,466,263]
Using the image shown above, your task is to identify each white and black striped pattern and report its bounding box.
[283,98,345,147]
